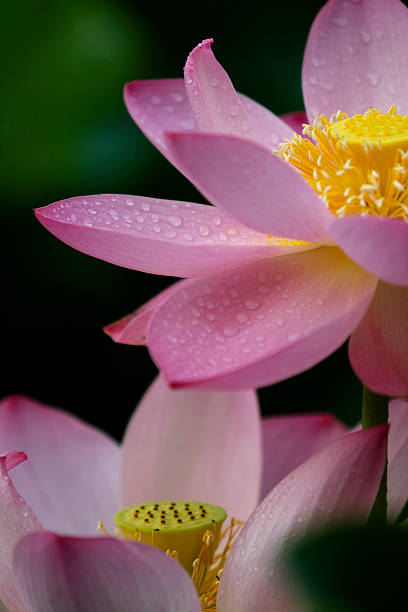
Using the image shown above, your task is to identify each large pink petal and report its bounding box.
[302,0,408,121]
[147,247,377,390]
[104,281,184,345]
[261,413,347,499]
[0,451,42,612]
[35,195,297,278]
[14,532,200,612]
[349,283,408,397]
[218,426,388,612]
[121,375,261,521]
[328,215,408,287]
[0,396,120,535]
[165,131,333,244]
[124,79,293,168]
[388,399,408,521]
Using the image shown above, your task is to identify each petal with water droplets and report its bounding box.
[303,0,408,120]
[147,247,377,390]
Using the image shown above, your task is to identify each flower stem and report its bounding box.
[362,386,388,526]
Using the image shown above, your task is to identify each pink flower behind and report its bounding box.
[35,0,408,395]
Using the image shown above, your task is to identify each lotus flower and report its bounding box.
[35,0,408,396]
[1,382,407,610]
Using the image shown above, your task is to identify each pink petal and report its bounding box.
[218,426,388,612]
[104,282,184,345]
[328,215,408,287]
[280,111,308,134]
[184,39,254,137]
[165,131,333,244]
[121,375,261,521]
[0,395,120,535]
[349,283,408,397]
[302,0,408,121]
[35,195,294,278]
[125,78,293,168]
[14,532,200,612]
[147,247,377,390]
[261,413,347,499]
[0,451,42,612]
[388,399,408,521]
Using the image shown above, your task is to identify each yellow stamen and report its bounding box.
[276,106,408,222]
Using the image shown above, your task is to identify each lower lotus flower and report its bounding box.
[35,0,408,396]
[1,381,407,610]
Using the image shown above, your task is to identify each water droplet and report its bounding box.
[171,93,184,103]
[141,202,151,211]
[151,213,159,223]
[222,297,231,306]
[288,333,300,342]
[126,199,135,207]
[360,29,372,43]
[212,216,222,225]
[151,95,162,105]
[199,225,210,236]
[321,80,335,91]
[183,233,193,241]
[223,326,239,337]
[236,312,248,323]
[367,72,380,86]
[227,227,238,236]
[230,105,239,116]
[168,216,182,227]
[245,299,260,310]
[136,215,144,223]
[332,16,348,26]
[276,317,285,327]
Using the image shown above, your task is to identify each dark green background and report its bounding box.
[3,0,382,438]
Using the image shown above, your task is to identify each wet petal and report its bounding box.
[349,283,408,397]
[165,131,333,244]
[388,399,408,521]
[14,532,200,612]
[122,375,261,521]
[147,247,377,389]
[35,195,294,278]
[0,451,41,612]
[218,426,388,612]
[261,413,347,499]
[280,111,308,134]
[302,0,408,121]
[0,395,120,535]
[328,215,408,287]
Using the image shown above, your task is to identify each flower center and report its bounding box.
[114,500,226,575]
[277,106,408,221]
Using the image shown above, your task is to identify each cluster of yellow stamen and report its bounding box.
[113,500,242,611]
[277,106,408,222]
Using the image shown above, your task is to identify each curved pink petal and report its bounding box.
[302,0,408,121]
[35,195,298,278]
[388,399,408,521]
[280,111,308,134]
[328,215,408,287]
[104,281,184,345]
[0,395,120,535]
[261,413,347,499]
[14,532,200,612]
[0,451,42,612]
[218,426,388,612]
[122,375,261,521]
[147,247,377,390]
[349,283,408,397]
[184,39,254,137]
[125,78,293,168]
[165,131,333,244]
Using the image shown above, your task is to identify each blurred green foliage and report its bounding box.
[287,524,407,611]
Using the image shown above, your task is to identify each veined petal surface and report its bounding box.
[328,216,408,287]
[303,0,408,121]
[0,396,120,535]
[261,413,347,499]
[35,195,294,278]
[121,375,261,521]
[14,533,200,612]
[0,451,41,612]
[217,427,388,612]
[388,399,408,521]
[147,247,377,390]
[349,283,408,397]
[165,131,333,244]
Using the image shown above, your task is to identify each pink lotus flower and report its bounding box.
[35,0,408,396]
[1,384,407,610]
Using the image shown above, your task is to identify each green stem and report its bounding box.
[362,386,389,527]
